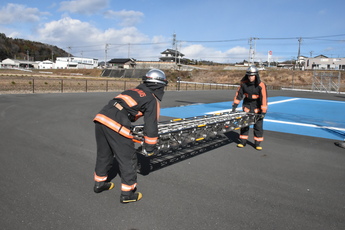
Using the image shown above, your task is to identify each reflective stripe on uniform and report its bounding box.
[94,172,107,182]
[239,135,248,140]
[234,99,241,104]
[144,136,158,145]
[94,114,133,139]
[121,183,137,192]
[254,136,264,142]
[259,82,268,113]
[115,94,138,107]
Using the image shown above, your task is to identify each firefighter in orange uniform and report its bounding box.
[93,69,168,203]
[232,66,268,150]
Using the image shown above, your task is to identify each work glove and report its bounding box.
[142,143,157,157]
[260,113,266,119]
[231,104,238,113]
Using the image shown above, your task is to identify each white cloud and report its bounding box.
[181,44,250,63]
[37,17,99,44]
[36,17,167,61]
[104,10,144,27]
[59,0,109,15]
[0,3,49,24]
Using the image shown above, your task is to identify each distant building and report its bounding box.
[159,49,184,63]
[38,60,54,69]
[55,57,98,69]
[108,58,136,69]
[304,55,345,70]
[297,55,307,68]
[1,58,38,69]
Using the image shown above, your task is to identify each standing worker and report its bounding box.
[231,66,268,150]
[93,69,168,203]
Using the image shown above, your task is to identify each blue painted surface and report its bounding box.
[161,96,345,140]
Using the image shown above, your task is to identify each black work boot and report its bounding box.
[255,141,262,151]
[120,191,143,204]
[94,181,114,193]
[237,139,247,148]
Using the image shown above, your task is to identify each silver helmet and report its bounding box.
[142,69,168,85]
[246,66,259,76]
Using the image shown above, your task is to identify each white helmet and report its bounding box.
[246,66,259,76]
[142,69,168,85]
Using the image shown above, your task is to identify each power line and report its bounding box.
[182,38,248,43]
[63,34,345,61]
[65,34,345,50]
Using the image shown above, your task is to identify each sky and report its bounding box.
[1,0,345,63]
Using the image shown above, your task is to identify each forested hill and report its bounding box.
[0,33,70,62]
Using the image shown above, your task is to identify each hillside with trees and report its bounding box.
[0,33,70,62]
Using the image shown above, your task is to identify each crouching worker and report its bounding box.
[93,69,168,203]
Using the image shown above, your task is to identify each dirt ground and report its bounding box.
[0,67,344,92]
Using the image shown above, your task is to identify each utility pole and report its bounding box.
[253,37,258,65]
[173,33,177,66]
[104,43,109,68]
[248,37,258,65]
[297,37,302,69]
[248,37,252,65]
[67,46,71,69]
[172,33,176,49]
[179,42,182,65]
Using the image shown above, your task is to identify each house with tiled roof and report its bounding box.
[159,49,184,63]
[108,58,136,69]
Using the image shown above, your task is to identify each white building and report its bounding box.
[38,60,54,69]
[55,57,98,69]
[304,55,345,70]
[1,58,38,69]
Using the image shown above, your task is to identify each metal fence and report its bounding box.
[0,77,340,94]
[0,78,142,94]
[0,78,243,94]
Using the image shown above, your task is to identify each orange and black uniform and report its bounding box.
[233,73,268,144]
[93,83,160,195]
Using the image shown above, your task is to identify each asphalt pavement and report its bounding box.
[0,89,344,230]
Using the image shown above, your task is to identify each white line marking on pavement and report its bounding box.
[265,119,345,131]
[267,98,300,105]
[207,98,300,114]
